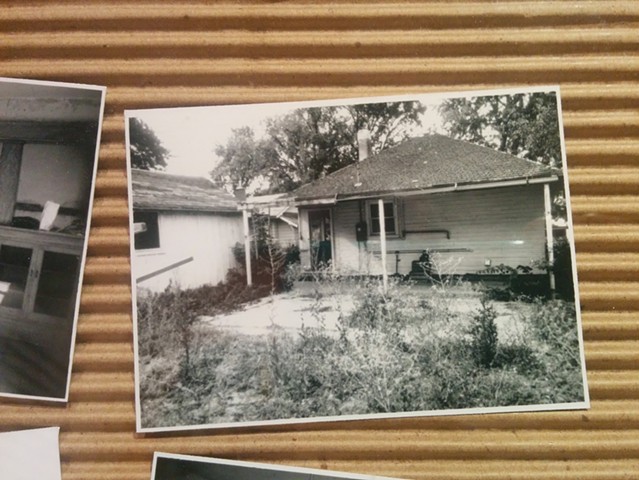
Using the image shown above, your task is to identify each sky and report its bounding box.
[127,93,449,178]
[127,86,558,179]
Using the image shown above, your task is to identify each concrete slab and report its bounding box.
[199,281,530,342]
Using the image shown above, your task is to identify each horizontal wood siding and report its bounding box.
[272,219,297,247]
[333,184,546,276]
[134,212,242,291]
[1,2,636,480]
[399,184,546,275]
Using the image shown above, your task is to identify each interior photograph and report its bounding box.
[0,79,103,400]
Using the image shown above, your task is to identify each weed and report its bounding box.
[138,267,585,428]
[469,297,499,368]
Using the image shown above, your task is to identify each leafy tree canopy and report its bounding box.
[212,126,266,190]
[129,117,170,170]
[439,92,561,166]
[211,101,425,193]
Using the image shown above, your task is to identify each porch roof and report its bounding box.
[131,168,239,213]
[245,193,299,228]
[293,134,557,203]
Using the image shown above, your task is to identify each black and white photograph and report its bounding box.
[0,78,105,401]
[127,87,589,432]
[151,452,399,480]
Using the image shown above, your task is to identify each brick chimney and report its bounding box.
[357,129,371,162]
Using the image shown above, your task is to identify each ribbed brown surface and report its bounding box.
[0,2,637,479]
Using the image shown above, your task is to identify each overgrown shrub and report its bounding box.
[230,213,301,293]
[479,264,550,301]
[139,272,585,428]
[528,299,580,365]
[553,235,575,300]
[481,233,576,302]
[137,267,271,350]
[232,241,300,293]
[468,297,499,368]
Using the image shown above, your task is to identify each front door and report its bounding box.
[308,209,332,269]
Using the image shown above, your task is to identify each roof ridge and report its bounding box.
[293,133,555,200]
[131,167,215,181]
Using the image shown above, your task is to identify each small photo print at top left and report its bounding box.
[0,77,105,402]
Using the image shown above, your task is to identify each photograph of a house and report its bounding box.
[126,87,588,433]
[0,78,105,401]
[152,452,400,480]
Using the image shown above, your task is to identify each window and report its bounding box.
[133,211,160,250]
[368,200,399,236]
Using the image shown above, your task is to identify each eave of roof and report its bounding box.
[293,134,556,203]
[131,168,240,213]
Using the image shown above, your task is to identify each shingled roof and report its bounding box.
[294,134,555,201]
[131,169,239,213]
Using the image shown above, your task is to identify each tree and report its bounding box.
[129,117,169,170]
[212,126,266,190]
[439,92,561,166]
[211,101,424,193]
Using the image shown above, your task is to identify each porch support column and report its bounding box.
[378,198,388,293]
[242,207,253,286]
[543,183,556,294]
[0,141,24,225]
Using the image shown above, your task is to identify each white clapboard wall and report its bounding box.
[0,2,638,479]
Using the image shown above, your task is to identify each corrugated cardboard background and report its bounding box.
[1,2,638,479]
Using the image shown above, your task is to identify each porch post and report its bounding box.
[0,142,24,225]
[242,207,253,286]
[543,183,556,294]
[378,198,388,293]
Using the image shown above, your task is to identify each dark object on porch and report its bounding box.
[315,240,332,266]
[410,250,433,279]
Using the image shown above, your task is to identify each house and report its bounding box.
[130,169,244,292]
[292,133,559,287]
[0,80,103,399]
[245,193,299,248]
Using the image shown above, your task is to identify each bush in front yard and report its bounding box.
[137,268,270,358]
[525,298,584,402]
[468,297,499,368]
[138,274,585,428]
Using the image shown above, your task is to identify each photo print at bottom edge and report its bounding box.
[151,452,402,480]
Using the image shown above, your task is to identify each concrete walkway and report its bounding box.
[199,282,530,341]
[201,288,355,337]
